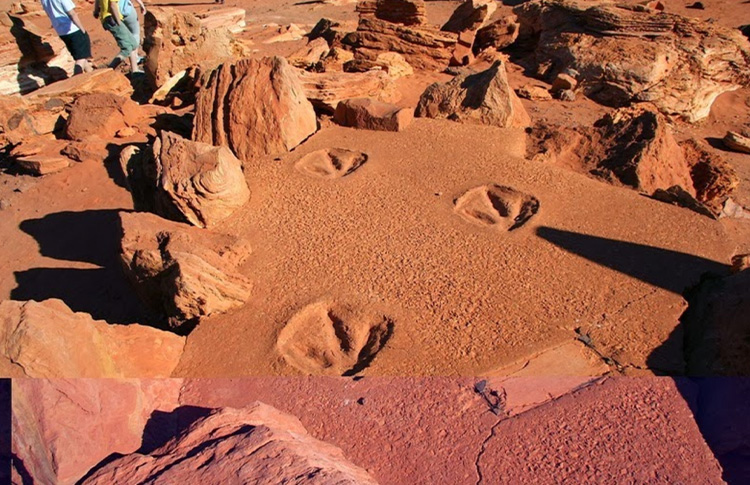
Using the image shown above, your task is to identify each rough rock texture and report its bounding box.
[442,0,497,34]
[681,138,739,215]
[474,15,521,54]
[344,52,414,79]
[143,8,242,88]
[119,211,253,330]
[288,37,331,69]
[295,148,369,179]
[25,68,133,100]
[454,184,540,231]
[277,300,394,375]
[132,131,250,228]
[415,60,531,128]
[195,7,246,33]
[591,106,694,196]
[514,0,750,122]
[334,98,413,131]
[9,134,71,175]
[12,378,182,485]
[81,403,378,484]
[64,93,142,141]
[193,57,317,161]
[298,68,397,113]
[684,268,750,376]
[352,17,458,71]
[0,11,73,95]
[0,299,184,377]
[357,0,427,26]
[723,130,750,154]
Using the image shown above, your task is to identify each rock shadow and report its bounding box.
[12,209,155,325]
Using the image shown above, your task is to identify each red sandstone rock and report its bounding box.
[119,211,253,330]
[193,56,317,161]
[442,0,497,34]
[64,93,142,141]
[334,98,413,131]
[681,138,739,215]
[12,378,182,485]
[357,0,427,26]
[723,130,750,154]
[474,15,520,54]
[416,60,531,128]
[26,68,133,100]
[514,0,750,122]
[144,131,250,228]
[298,68,398,113]
[143,8,243,88]
[0,299,184,377]
[81,403,378,484]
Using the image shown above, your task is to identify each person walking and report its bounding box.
[39,0,93,74]
[94,0,142,74]
[120,0,146,57]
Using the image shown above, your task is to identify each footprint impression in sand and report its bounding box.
[295,148,368,179]
[454,184,540,231]
[277,300,394,376]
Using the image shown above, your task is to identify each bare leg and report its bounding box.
[128,50,142,73]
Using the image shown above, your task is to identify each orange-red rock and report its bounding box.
[12,378,182,485]
[119,211,253,330]
[416,60,531,128]
[0,299,184,377]
[299,68,398,113]
[64,93,142,141]
[80,404,379,484]
[193,57,317,161]
[334,97,413,131]
[442,0,497,34]
[25,68,133,100]
[357,0,427,26]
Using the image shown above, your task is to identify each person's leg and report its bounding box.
[62,30,93,75]
[105,20,140,72]
[122,12,140,48]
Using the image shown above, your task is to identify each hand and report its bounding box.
[140,5,146,14]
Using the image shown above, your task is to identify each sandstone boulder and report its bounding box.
[415,60,531,128]
[681,138,739,215]
[193,56,317,161]
[0,12,73,95]
[334,98,413,131]
[344,52,414,79]
[352,17,458,71]
[288,37,331,69]
[126,131,250,228]
[195,7,246,33]
[13,378,181,485]
[357,0,428,26]
[64,93,142,141]
[298,68,398,113]
[723,131,750,154]
[517,84,552,100]
[473,15,520,54]
[442,0,497,34]
[81,404,378,484]
[144,8,243,88]
[119,211,253,330]
[513,0,750,122]
[25,68,133,100]
[0,299,184,377]
[10,134,71,175]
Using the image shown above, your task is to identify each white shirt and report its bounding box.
[40,0,80,36]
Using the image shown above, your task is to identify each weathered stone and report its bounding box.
[195,7,246,33]
[357,0,428,26]
[415,60,531,128]
[682,138,739,214]
[25,68,133,100]
[12,378,182,485]
[288,37,330,69]
[144,7,243,88]
[0,299,184,378]
[442,0,497,34]
[344,52,414,79]
[517,84,553,100]
[144,131,250,228]
[353,17,458,71]
[514,0,750,122]
[0,11,73,95]
[193,56,317,161]
[119,211,253,330]
[334,98,413,131]
[298,68,397,113]
[723,131,750,154]
[474,15,520,54]
[80,404,379,484]
[9,134,71,175]
[64,93,142,141]
[295,148,369,179]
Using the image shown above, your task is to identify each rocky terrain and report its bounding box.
[1,0,750,482]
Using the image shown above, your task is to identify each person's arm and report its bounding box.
[67,8,86,33]
[135,0,146,15]
[93,1,100,19]
[110,1,122,24]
